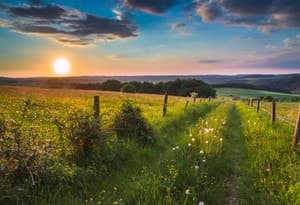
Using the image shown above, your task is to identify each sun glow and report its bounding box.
[53,58,71,75]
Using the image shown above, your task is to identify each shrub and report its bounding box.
[56,112,104,165]
[121,83,136,93]
[113,101,154,145]
[0,115,55,202]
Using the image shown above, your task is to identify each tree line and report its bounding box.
[46,78,216,97]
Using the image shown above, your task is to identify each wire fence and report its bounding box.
[260,107,295,126]
[246,100,299,127]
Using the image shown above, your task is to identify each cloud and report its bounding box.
[235,34,300,69]
[112,9,132,21]
[283,36,300,49]
[198,59,222,64]
[196,1,223,22]
[124,0,175,14]
[107,54,126,61]
[171,23,190,35]
[195,0,300,32]
[0,4,138,46]
[9,5,66,19]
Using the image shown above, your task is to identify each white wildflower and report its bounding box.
[195,165,199,169]
[185,189,191,195]
[199,150,204,154]
[199,202,205,205]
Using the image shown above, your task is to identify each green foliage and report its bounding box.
[56,112,104,165]
[120,83,136,93]
[0,116,55,204]
[72,78,216,98]
[113,101,154,145]
[100,80,122,91]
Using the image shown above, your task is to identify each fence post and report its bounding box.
[256,98,261,113]
[247,99,250,106]
[163,93,168,117]
[93,96,100,120]
[250,99,254,107]
[271,99,276,123]
[184,100,189,112]
[292,107,300,150]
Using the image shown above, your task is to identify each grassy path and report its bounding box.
[222,105,246,205]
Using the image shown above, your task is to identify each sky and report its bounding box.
[0,0,300,77]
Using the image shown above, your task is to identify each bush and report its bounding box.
[56,112,104,165]
[113,101,154,145]
[121,84,136,93]
[0,115,55,202]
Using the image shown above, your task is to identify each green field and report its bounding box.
[1,86,300,205]
[216,88,300,100]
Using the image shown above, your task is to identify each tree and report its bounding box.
[121,84,136,93]
[101,80,122,91]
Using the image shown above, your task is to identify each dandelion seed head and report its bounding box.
[185,189,191,195]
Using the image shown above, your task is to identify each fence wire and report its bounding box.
[260,107,295,127]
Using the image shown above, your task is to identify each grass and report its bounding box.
[259,101,299,125]
[216,88,300,100]
[1,86,300,205]
[237,103,300,204]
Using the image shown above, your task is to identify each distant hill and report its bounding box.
[0,74,299,94]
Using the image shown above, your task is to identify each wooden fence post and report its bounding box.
[271,99,276,123]
[193,97,196,104]
[250,99,254,107]
[93,96,100,120]
[184,100,189,112]
[163,93,168,117]
[256,98,261,113]
[292,107,300,150]
[247,99,250,106]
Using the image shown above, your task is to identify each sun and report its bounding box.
[53,58,71,75]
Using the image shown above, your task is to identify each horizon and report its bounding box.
[1,0,300,76]
[1,72,300,79]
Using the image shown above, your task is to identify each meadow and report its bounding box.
[216,88,300,101]
[0,86,300,205]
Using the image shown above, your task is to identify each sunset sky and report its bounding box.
[0,0,300,77]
